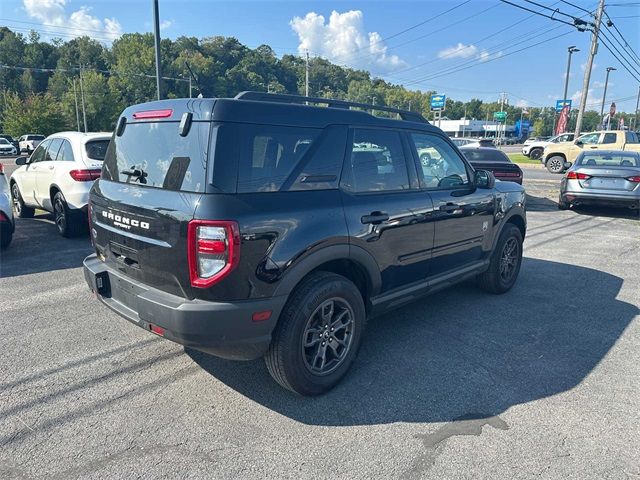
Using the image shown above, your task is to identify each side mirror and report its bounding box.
[574,140,583,147]
[475,169,495,189]
[15,156,29,166]
[564,161,573,169]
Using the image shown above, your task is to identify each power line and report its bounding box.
[559,0,593,15]
[602,13,640,65]
[599,26,640,73]
[402,29,575,87]
[498,0,578,26]
[0,17,121,37]
[0,64,190,83]
[521,0,582,19]
[597,34,640,82]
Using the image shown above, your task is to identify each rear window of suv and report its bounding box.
[102,121,209,192]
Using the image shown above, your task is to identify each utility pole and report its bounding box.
[575,0,606,137]
[72,78,80,132]
[305,49,310,97]
[152,0,163,100]
[599,67,616,127]
[499,92,508,145]
[633,85,640,130]
[78,66,88,133]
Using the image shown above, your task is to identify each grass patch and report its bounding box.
[507,153,540,165]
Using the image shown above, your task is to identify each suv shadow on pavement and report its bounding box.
[0,214,91,278]
[188,257,637,425]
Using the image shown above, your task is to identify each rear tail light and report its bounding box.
[69,169,101,181]
[495,172,521,177]
[0,163,4,174]
[0,211,9,222]
[188,220,240,288]
[566,171,591,180]
[626,176,640,183]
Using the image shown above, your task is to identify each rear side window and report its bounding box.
[342,129,410,193]
[602,133,617,144]
[626,131,639,143]
[86,140,109,161]
[57,140,75,162]
[232,124,320,193]
[102,121,209,192]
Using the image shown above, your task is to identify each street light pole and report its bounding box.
[152,0,163,100]
[563,46,579,107]
[599,67,616,127]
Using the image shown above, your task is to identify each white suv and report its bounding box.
[10,132,111,237]
[18,134,45,154]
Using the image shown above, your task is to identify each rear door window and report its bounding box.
[102,121,210,192]
[602,133,617,144]
[57,140,75,162]
[342,129,410,193]
[45,138,63,161]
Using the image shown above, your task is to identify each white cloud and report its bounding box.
[581,61,597,73]
[436,43,499,63]
[571,88,602,107]
[290,10,406,72]
[437,43,478,59]
[592,80,613,89]
[23,0,122,41]
[516,99,528,108]
[160,19,173,31]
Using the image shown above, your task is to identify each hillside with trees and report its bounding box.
[0,27,616,137]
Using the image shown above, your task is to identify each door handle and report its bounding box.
[361,211,389,224]
[439,203,460,212]
[589,146,598,149]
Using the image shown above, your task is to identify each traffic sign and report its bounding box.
[493,111,507,122]
[431,94,446,110]
[556,99,572,112]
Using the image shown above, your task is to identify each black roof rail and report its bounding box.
[234,91,428,124]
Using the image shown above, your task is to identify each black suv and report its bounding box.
[84,92,526,395]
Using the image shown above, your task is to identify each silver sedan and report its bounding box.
[559,150,640,211]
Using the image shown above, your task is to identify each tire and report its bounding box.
[477,225,523,294]
[10,182,35,218]
[558,194,570,210]
[53,191,83,237]
[0,225,12,249]
[529,148,543,160]
[546,155,566,174]
[265,272,366,396]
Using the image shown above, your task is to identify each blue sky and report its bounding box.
[2,0,639,111]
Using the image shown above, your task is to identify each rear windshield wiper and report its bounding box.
[121,167,147,184]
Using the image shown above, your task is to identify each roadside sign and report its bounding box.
[431,94,446,111]
[556,99,572,113]
[493,111,507,122]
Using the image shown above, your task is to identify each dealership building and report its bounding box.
[435,118,518,138]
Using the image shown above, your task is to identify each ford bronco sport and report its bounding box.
[83,92,527,395]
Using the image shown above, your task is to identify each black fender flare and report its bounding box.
[492,205,527,251]
[273,244,382,298]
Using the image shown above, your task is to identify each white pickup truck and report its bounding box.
[522,133,575,160]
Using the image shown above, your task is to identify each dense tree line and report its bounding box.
[0,27,619,137]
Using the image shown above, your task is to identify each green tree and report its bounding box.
[1,91,67,137]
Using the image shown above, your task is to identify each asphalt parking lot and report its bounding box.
[1,167,638,479]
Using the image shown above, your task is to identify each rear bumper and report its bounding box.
[83,254,287,360]
[561,191,640,208]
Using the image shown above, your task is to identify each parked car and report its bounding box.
[0,162,14,249]
[543,130,640,174]
[451,137,494,148]
[83,92,527,396]
[522,132,575,160]
[10,132,111,236]
[0,138,18,156]
[523,136,550,146]
[558,150,640,210]
[18,134,45,154]
[459,146,523,184]
[0,134,19,151]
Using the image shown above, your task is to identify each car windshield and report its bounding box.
[29,135,45,140]
[461,148,510,163]
[576,153,640,167]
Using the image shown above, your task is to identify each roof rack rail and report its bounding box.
[234,91,428,124]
